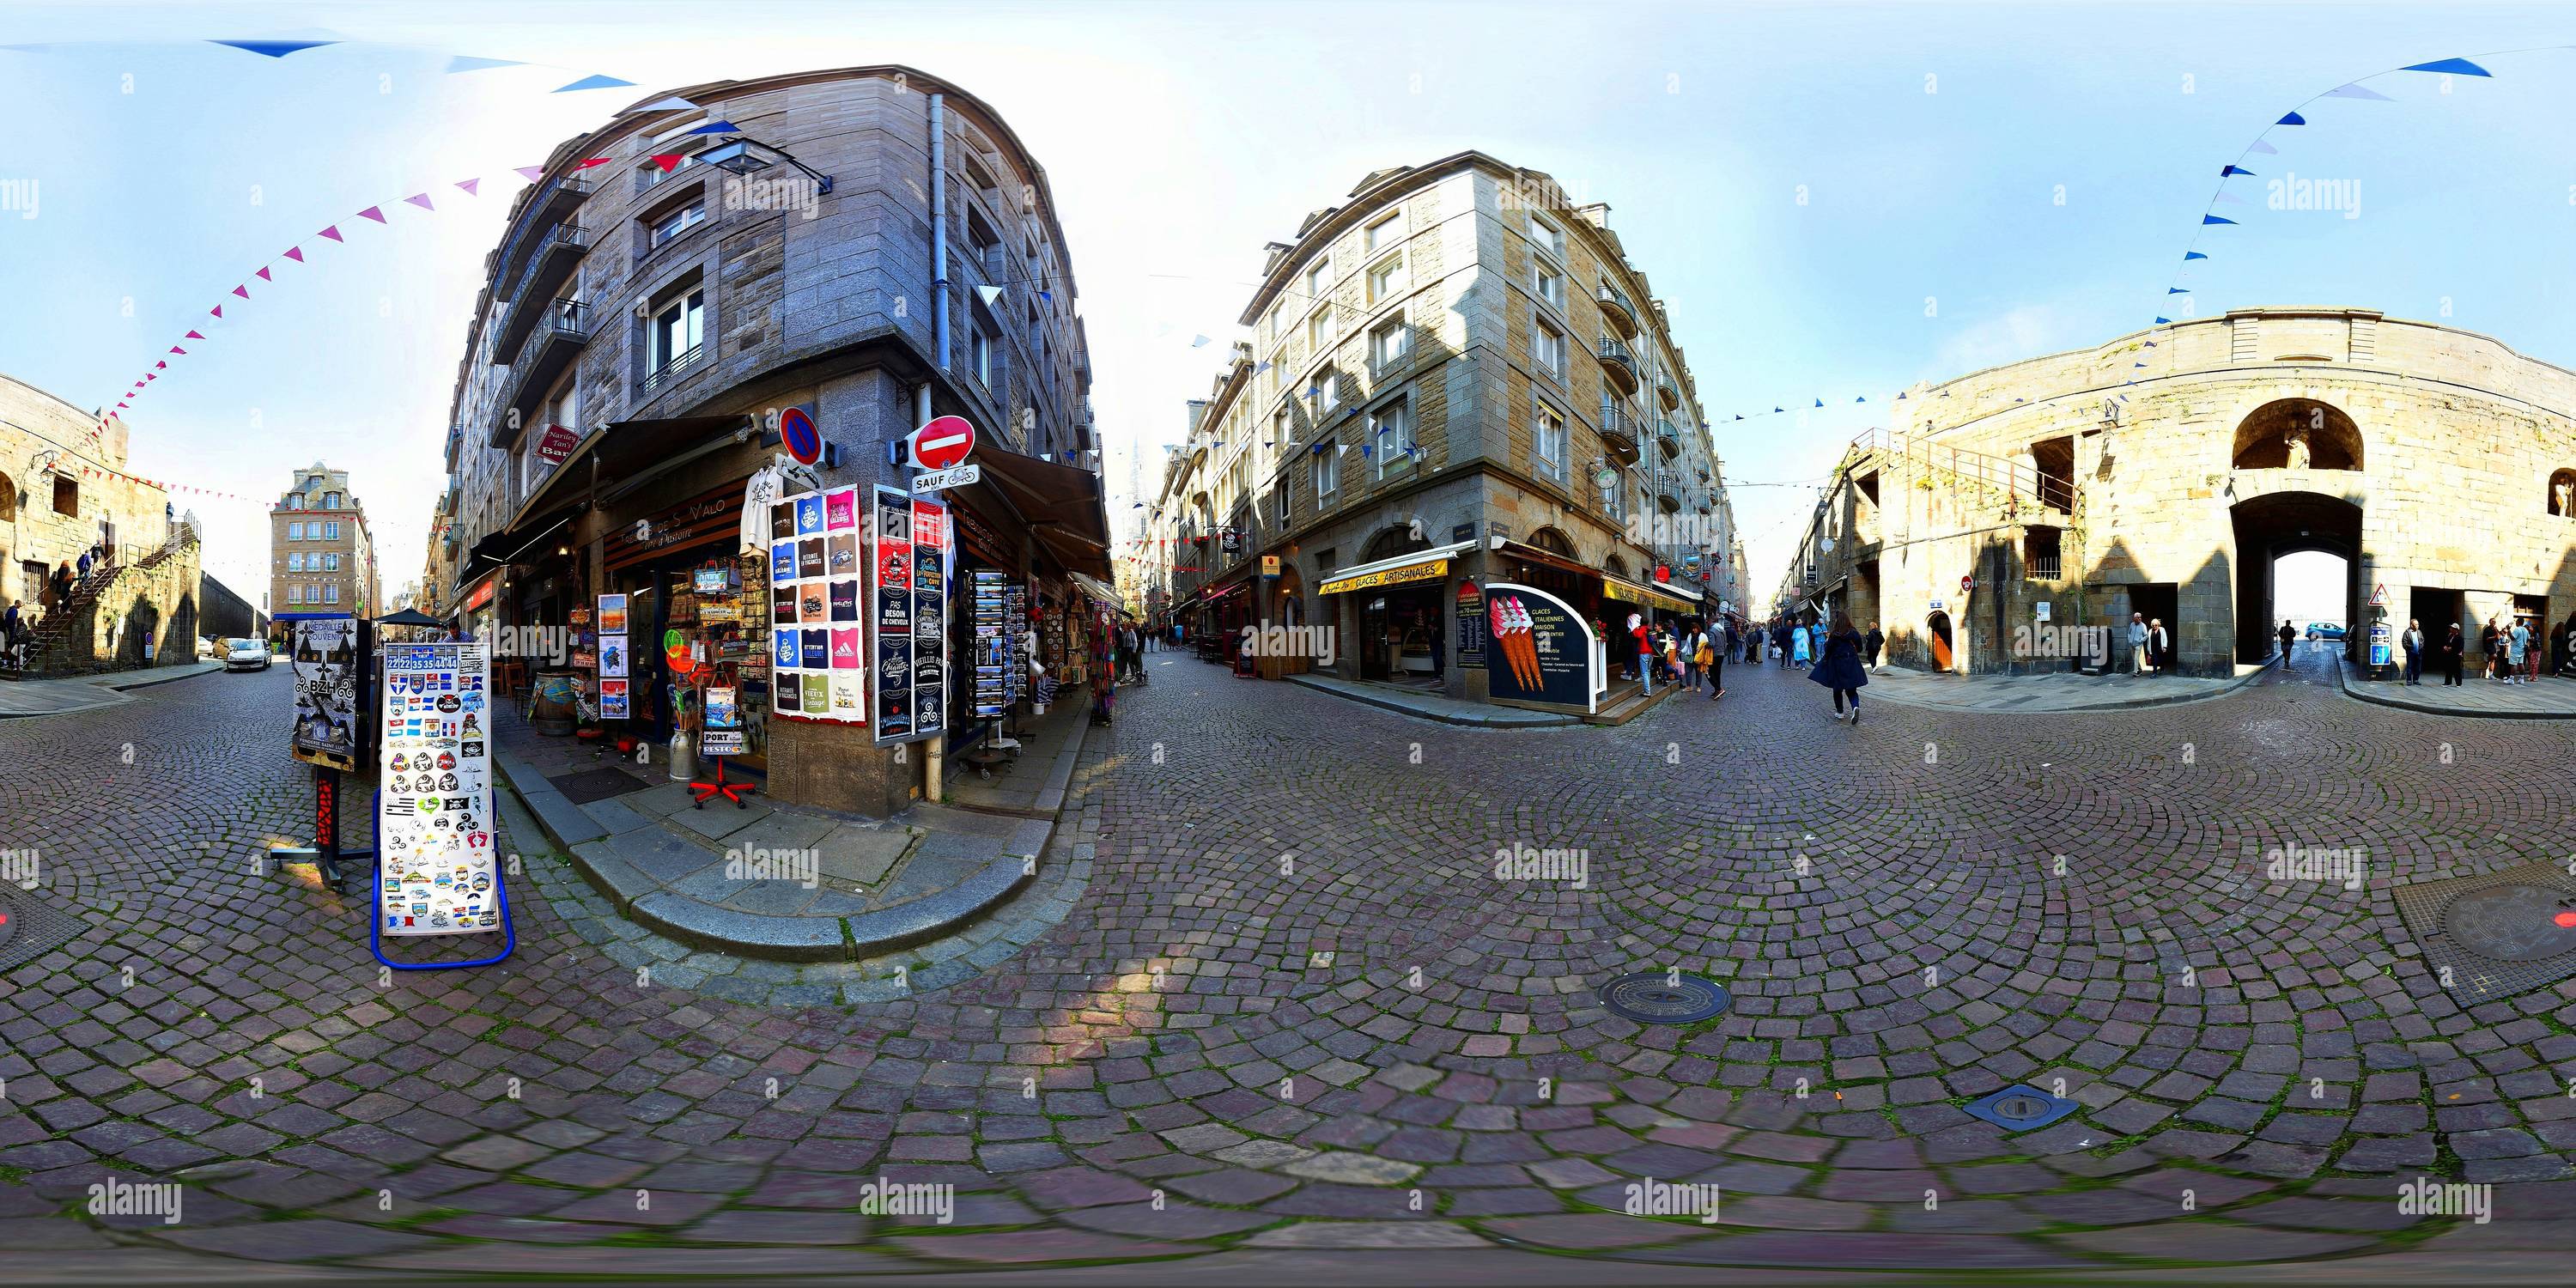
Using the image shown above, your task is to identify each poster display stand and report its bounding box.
[370,640,513,970]
[271,616,374,894]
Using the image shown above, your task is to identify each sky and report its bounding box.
[4,1,2575,613]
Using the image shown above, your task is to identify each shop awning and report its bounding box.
[1490,537,1595,579]
[1317,539,1474,596]
[1603,574,1696,614]
[958,445,1114,579]
[1068,571,1123,608]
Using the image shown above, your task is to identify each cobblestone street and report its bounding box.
[3,647,2575,1279]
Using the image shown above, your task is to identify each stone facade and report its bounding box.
[267,462,380,627]
[0,380,172,612]
[1150,154,1741,703]
[1784,307,2576,677]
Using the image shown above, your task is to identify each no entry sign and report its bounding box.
[911,416,975,471]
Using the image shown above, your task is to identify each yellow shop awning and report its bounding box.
[1603,574,1694,614]
[1318,539,1474,596]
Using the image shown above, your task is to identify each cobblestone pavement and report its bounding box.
[2,647,2574,1279]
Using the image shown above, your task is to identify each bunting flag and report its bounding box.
[649,154,685,173]
[356,205,386,222]
[210,39,336,58]
[445,55,523,74]
[283,246,304,262]
[554,74,635,93]
[319,225,343,241]
[632,94,701,112]
[454,179,480,196]
[254,265,271,281]
[688,120,742,135]
[404,192,434,210]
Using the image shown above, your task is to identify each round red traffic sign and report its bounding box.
[912,416,975,471]
[779,406,823,466]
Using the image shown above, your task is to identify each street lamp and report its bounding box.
[699,137,835,195]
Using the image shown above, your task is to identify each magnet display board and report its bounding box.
[376,641,503,937]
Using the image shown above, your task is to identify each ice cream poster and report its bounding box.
[1479,583,1598,712]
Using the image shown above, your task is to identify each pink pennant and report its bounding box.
[319,226,343,242]
[155,361,165,369]
[514,166,544,183]
[454,178,481,196]
[404,192,434,210]
[283,246,304,263]
[169,346,185,354]
[255,266,271,282]
[144,374,155,381]
[185,330,204,339]
[210,306,223,318]
[356,206,386,223]
[232,284,249,298]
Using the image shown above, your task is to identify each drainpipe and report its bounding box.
[930,93,950,374]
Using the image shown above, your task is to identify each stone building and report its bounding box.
[1149,153,1738,710]
[0,375,196,674]
[267,462,380,633]
[1784,307,2576,677]
[437,66,1107,816]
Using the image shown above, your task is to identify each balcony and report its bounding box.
[1656,487,1682,514]
[1655,416,1681,460]
[1596,282,1640,339]
[1598,403,1640,466]
[1656,377,1680,411]
[490,300,594,446]
[639,342,708,401]
[492,176,592,289]
[1596,337,1639,397]
[493,223,590,362]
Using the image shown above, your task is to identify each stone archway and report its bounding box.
[2233,398,2364,471]
[2229,489,2364,663]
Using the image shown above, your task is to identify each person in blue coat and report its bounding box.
[1810,612,1870,724]
[1790,618,1813,667]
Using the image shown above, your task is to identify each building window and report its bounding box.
[1536,264,1564,311]
[1366,252,1403,306]
[1313,366,1341,417]
[288,521,304,540]
[288,553,302,573]
[1370,398,1413,477]
[52,476,76,516]
[325,521,342,540]
[1274,484,1290,528]
[1530,214,1564,262]
[972,322,995,386]
[648,197,706,250]
[287,586,302,605]
[1312,445,1340,505]
[1602,472,1622,520]
[1534,320,1564,379]
[325,553,341,571]
[1304,261,1329,310]
[1364,211,1399,253]
[1534,402,1567,482]
[326,584,339,605]
[1306,306,1333,351]
[651,289,706,374]
[1273,408,1292,450]
[1370,318,1408,372]
[324,491,340,509]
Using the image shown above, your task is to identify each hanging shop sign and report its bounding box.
[376,641,504,938]
[1480,582,1599,713]
[534,423,581,466]
[1261,555,1281,579]
[770,486,867,724]
[290,616,363,772]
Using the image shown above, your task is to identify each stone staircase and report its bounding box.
[7,529,201,679]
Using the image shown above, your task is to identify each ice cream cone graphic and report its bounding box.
[1492,595,1539,690]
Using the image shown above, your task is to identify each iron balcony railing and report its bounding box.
[640,342,707,399]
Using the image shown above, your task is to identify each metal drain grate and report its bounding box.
[0,890,90,974]
[2392,861,2576,1000]
[1598,971,1732,1024]
[1963,1084,2080,1132]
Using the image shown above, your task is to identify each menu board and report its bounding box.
[377,641,503,937]
[769,486,866,723]
[289,617,362,772]
[596,594,629,719]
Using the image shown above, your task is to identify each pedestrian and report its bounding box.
[2507,617,2530,685]
[1791,617,1813,668]
[1628,613,1652,695]
[2275,618,2296,669]
[1864,621,1884,671]
[2441,623,2464,686]
[2401,618,2424,686]
[1811,611,1870,724]
[2148,617,2171,676]
[1771,619,1790,667]
[2527,620,2546,683]
[76,547,94,581]
[50,560,72,615]
[2479,617,2499,680]
[1704,617,1728,699]
[1090,636,1115,726]
[1678,620,1704,692]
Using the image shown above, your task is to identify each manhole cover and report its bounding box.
[2442,885,2576,962]
[1599,971,1731,1024]
[0,891,88,974]
[2393,861,2576,1000]
[1963,1084,2080,1132]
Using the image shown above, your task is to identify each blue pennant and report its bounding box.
[2202,215,2237,225]
[2184,252,2208,261]
[2402,58,2492,76]
[2221,165,2254,177]
[2278,111,2306,125]
[556,74,636,93]
[211,39,336,58]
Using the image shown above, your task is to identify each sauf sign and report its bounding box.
[896,416,979,490]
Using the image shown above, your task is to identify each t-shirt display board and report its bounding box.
[769,486,867,723]
[290,617,363,772]
[872,486,950,744]
[376,641,504,937]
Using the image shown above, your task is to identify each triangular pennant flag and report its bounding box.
[356,206,386,222]
[210,39,335,58]
[2324,83,2393,100]
[574,157,611,169]
[155,361,165,369]
[555,74,635,93]
[1733,414,1742,421]
[2202,215,2236,225]
[255,265,271,281]
[232,284,249,298]
[446,55,523,73]
[319,225,343,241]
[1813,398,1824,408]
[2278,112,2306,125]
[185,331,203,339]
[454,178,481,196]
[975,284,1005,308]
[2155,316,2171,324]
[1191,335,1211,348]
[631,94,701,112]
[2221,165,2254,177]
[2402,58,2491,76]
[688,120,741,135]
[210,305,223,318]
[168,346,184,354]
[514,166,546,183]
[145,373,155,380]
[1772,406,1783,413]
[650,154,685,173]
[1896,391,1907,399]
[2247,140,2278,155]
[2184,252,2208,261]
[283,246,303,262]
[404,192,434,210]
[1855,396,1866,404]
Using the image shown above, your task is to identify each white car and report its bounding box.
[223,638,270,671]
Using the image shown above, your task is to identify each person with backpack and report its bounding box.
[1702,617,1728,700]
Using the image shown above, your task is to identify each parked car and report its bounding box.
[196,635,220,659]
[223,638,270,671]
[2306,622,2348,641]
